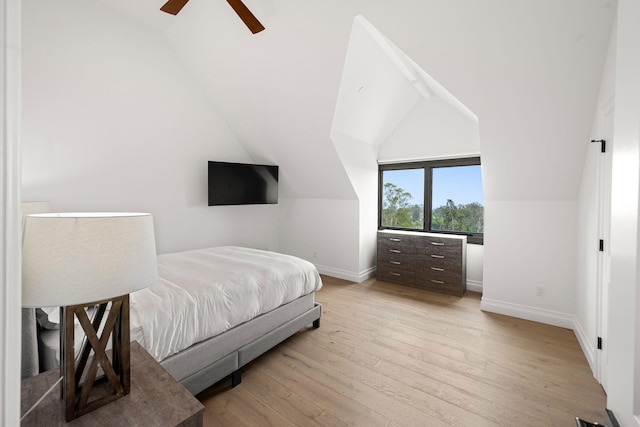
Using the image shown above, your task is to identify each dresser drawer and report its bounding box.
[415,276,464,296]
[415,270,464,296]
[416,251,461,270]
[377,234,416,256]
[378,232,416,246]
[417,236,462,251]
[377,254,416,270]
[417,266,462,283]
[377,266,415,286]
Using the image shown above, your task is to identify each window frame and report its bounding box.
[378,156,484,244]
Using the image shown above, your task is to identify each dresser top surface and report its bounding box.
[378,229,468,242]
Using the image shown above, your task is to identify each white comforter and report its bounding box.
[130,246,322,361]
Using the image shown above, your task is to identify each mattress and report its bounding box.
[130,246,323,361]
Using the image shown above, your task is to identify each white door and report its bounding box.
[596,102,614,392]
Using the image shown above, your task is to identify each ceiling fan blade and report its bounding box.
[160,0,190,15]
[226,0,265,34]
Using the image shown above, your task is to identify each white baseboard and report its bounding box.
[466,279,483,293]
[573,318,596,374]
[315,264,376,283]
[480,297,575,329]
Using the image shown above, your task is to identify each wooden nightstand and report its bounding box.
[21,341,204,426]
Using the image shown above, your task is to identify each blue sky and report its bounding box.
[383,165,484,208]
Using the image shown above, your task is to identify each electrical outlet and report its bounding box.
[535,285,545,297]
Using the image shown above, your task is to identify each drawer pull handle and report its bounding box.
[390,238,401,242]
[431,242,445,246]
[431,267,444,272]
[390,272,401,276]
[390,261,401,265]
[431,279,445,284]
[389,249,401,253]
[431,255,445,259]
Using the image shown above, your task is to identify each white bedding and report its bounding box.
[130,246,322,361]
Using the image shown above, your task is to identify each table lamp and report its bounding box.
[21,212,158,422]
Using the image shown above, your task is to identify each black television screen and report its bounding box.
[208,161,279,206]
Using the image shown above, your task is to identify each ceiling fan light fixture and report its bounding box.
[159,0,265,34]
[160,0,190,15]
[226,0,265,34]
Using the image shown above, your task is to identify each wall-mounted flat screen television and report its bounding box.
[208,161,279,206]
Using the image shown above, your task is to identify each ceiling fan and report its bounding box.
[160,0,265,34]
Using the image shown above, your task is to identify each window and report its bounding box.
[379,157,484,244]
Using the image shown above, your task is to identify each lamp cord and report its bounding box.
[20,376,63,422]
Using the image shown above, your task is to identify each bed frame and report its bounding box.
[160,294,322,395]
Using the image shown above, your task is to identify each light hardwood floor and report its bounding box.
[197,276,606,426]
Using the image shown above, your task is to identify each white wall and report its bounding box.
[379,96,481,163]
[330,132,379,276]
[481,201,577,328]
[330,16,422,148]
[466,244,484,292]
[21,0,280,255]
[278,198,363,281]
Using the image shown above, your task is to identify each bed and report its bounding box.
[32,246,323,395]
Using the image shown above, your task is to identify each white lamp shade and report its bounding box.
[22,212,158,307]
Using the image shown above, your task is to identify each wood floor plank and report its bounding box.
[200,383,297,427]
[280,333,536,426]
[197,276,606,426]
[241,364,350,427]
[273,344,451,426]
[259,349,395,427]
[313,314,555,424]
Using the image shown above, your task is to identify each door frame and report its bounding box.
[595,97,615,391]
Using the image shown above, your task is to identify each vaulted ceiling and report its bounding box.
[94,0,615,202]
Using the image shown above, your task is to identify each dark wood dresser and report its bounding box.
[377,230,467,296]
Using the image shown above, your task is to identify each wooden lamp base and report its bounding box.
[61,294,131,422]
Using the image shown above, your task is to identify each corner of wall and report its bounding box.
[466,280,483,293]
[315,264,377,284]
[480,297,575,330]
[573,318,597,375]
